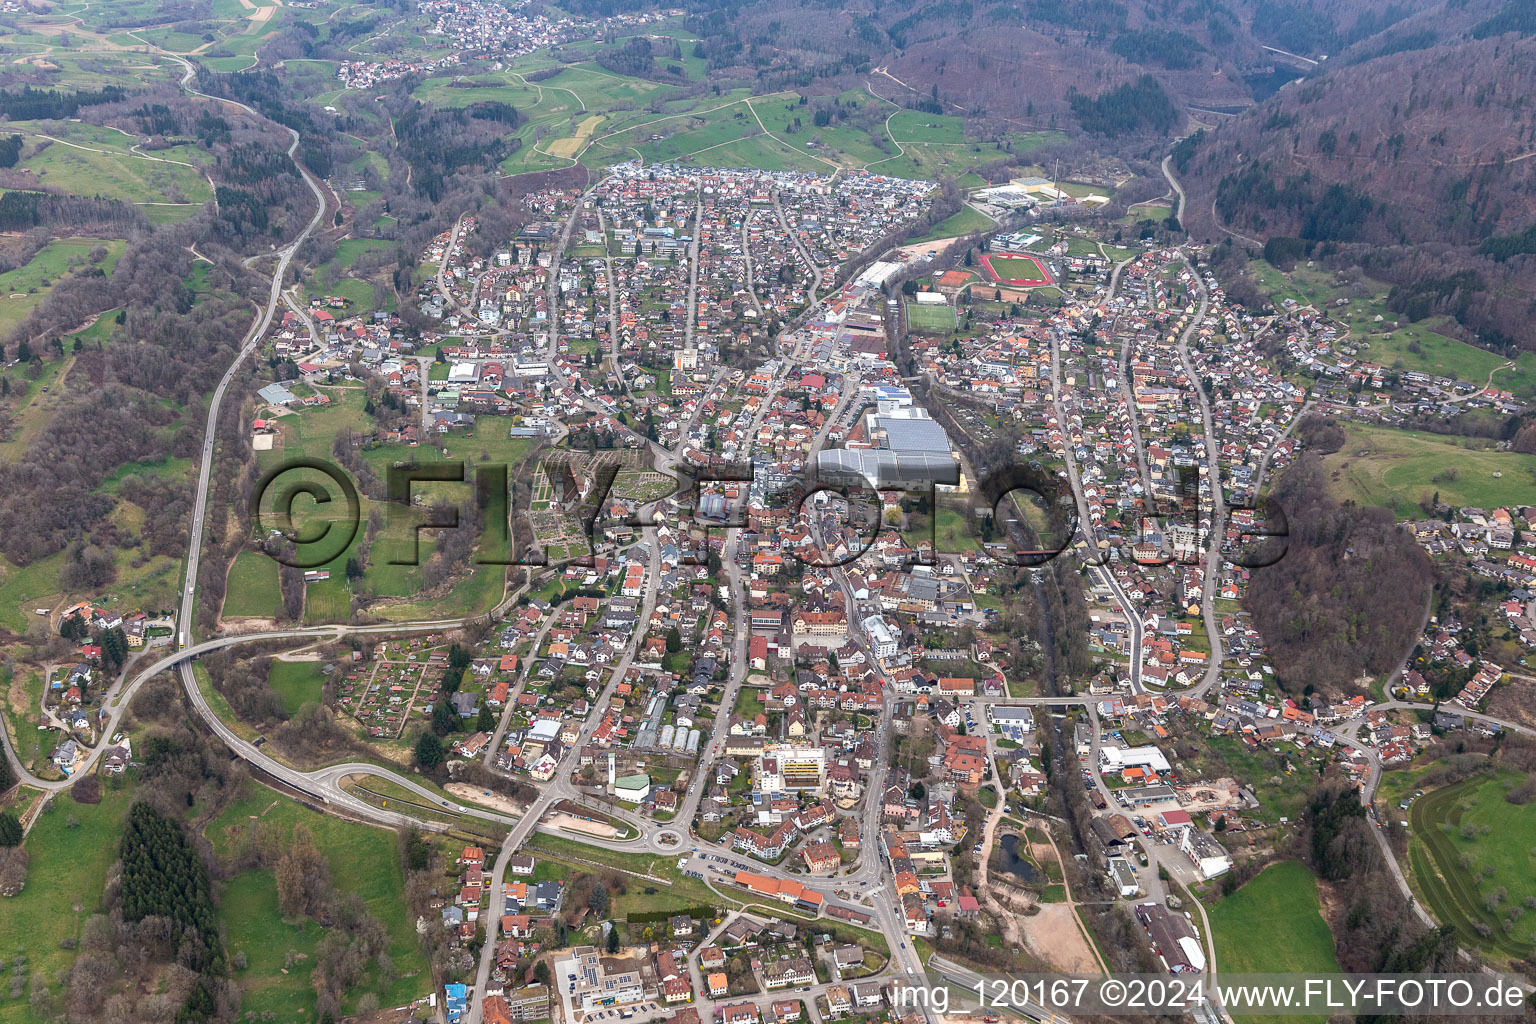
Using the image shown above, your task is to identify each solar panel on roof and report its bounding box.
[877,415,951,454]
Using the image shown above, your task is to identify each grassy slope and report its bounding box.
[266,660,328,715]
[909,205,995,244]
[1209,860,1340,1024]
[206,783,432,1017]
[0,785,138,1024]
[1407,772,1536,960]
[1246,260,1536,401]
[415,57,1064,184]
[1320,421,1536,517]
[21,141,209,207]
[0,238,126,336]
[222,549,281,619]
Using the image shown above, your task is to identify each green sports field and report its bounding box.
[905,299,957,332]
[982,253,1053,286]
[987,255,1044,276]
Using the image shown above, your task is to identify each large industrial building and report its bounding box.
[815,405,958,491]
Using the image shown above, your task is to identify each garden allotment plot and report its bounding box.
[980,252,1054,288]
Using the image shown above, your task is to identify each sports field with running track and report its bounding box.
[979,252,1053,287]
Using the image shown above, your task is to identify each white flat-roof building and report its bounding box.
[560,946,645,1012]
[816,406,958,491]
[1098,745,1172,774]
[1108,856,1141,897]
[756,743,827,794]
[974,185,1035,208]
[986,705,1034,741]
[614,774,651,803]
[853,260,902,288]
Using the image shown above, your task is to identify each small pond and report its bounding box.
[995,833,1041,883]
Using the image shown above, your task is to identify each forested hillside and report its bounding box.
[1246,453,1432,695]
[554,0,1336,131]
[1177,0,1536,352]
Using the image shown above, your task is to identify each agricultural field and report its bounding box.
[870,105,1065,180]
[677,134,821,174]
[1319,422,1536,518]
[266,659,328,715]
[413,74,546,111]
[547,114,604,158]
[4,50,185,88]
[1406,771,1536,962]
[904,299,958,333]
[745,92,902,170]
[1119,200,1172,226]
[200,54,260,72]
[8,121,215,169]
[414,60,1060,183]
[205,783,433,1019]
[1209,860,1341,1024]
[616,98,771,169]
[222,549,281,620]
[537,64,667,112]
